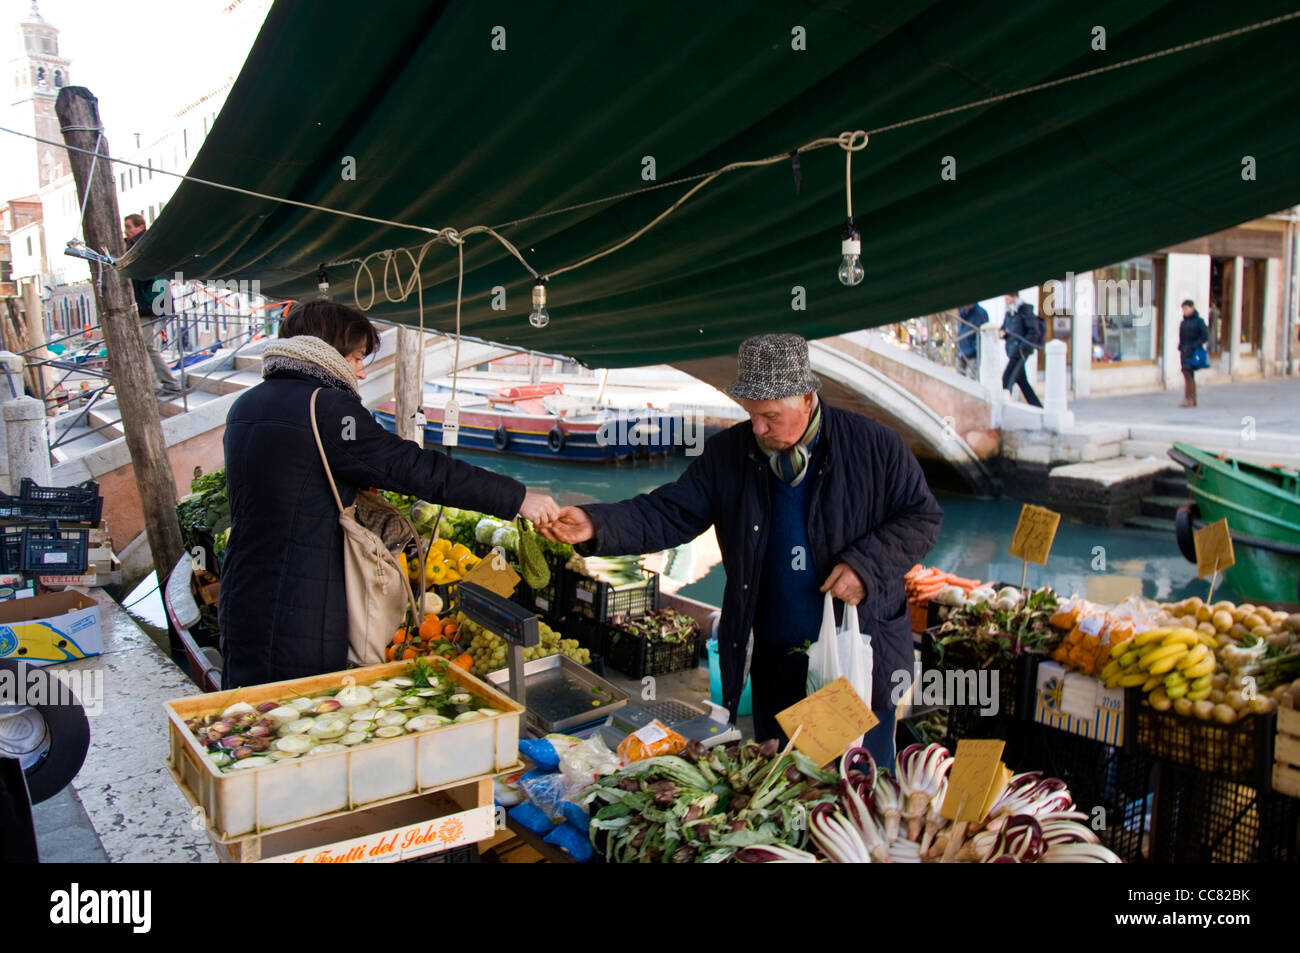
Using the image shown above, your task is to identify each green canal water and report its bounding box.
[456,447,1238,608]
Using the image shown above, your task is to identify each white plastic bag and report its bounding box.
[806,592,873,709]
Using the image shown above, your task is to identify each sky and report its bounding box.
[8,0,269,153]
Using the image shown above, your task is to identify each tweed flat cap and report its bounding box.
[723,333,822,401]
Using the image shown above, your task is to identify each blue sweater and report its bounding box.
[754,443,825,648]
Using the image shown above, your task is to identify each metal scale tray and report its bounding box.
[486,654,629,735]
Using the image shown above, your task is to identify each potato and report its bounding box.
[1244,613,1266,631]
[1211,672,1229,688]
[1173,697,1195,717]
[1283,691,1296,710]
[1180,615,1199,629]
[1193,700,1216,721]
[1250,625,1273,639]
[1228,623,1251,639]
[1225,690,1249,711]
[1211,600,1235,614]
[1195,605,1213,624]
[1212,703,1238,724]
[1286,614,1300,633]
[1186,597,1205,612]
[1248,696,1276,715]
[1216,635,1233,649]
[1211,610,1234,632]
[1267,633,1292,651]
[1230,607,1249,623]
[1272,685,1290,701]
[1197,622,1217,636]
[1210,689,1226,704]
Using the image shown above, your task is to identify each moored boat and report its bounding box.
[1169,442,1300,602]
[373,383,689,463]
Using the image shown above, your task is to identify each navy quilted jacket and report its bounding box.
[577,402,943,719]
[218,370,525,688]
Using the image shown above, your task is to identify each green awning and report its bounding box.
[120,1,1300,368]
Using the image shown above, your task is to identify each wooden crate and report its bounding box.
[1275,707,1300,798]
[166,659,523,840]
[210,775,495,863]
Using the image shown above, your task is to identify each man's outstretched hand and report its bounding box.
[537,506,595,544]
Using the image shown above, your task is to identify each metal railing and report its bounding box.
[885,309,988,380]
[8,281,284,455]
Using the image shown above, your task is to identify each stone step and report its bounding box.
[1140,494,1188,520]
[1124,514,1176,533]
[1154,471,1188,496]
[1121,439,1300,470]
[191,369,262,396]
[234,353,264,372]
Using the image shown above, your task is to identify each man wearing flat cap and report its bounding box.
[542,334,942,765]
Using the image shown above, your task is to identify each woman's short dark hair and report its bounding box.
[280,299,380,357]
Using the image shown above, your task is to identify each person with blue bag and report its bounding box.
[1177,299,1210,408]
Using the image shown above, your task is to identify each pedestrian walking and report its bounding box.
[123,213,182,396]
[999,293,1043,407]
[957,303,988,377]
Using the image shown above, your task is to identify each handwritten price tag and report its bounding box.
[776,677,878,768]
[1194,518,1235,579]
[1009,504,1061,565]
[941,739,1009,823]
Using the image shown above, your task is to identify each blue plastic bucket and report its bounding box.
[706,637,752,717]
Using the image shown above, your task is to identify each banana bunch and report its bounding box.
[1100,626,1218,711]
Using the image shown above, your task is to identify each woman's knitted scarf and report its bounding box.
[261,335,358,393]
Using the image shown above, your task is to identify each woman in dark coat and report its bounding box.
[1177,299,1210,408]
[218,300,558,688]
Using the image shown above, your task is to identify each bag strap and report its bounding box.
[309,388,346,514]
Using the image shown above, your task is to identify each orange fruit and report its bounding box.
[419,616,444,641]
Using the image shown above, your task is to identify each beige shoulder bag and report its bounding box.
[309,388,421,666]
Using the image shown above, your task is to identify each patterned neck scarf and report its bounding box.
[765,399,822,486]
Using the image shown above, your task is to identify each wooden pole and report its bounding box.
[394,325,423,444]
[57,87,185,598]
[19,279,54,405]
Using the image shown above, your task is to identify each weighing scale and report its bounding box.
[460,582,741,746]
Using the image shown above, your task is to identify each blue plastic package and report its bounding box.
[508,801,554,835]
[560,800,589,831]
[544,821,594,862]
[519,739,563,771]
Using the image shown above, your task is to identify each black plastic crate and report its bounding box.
[1149,764,1299,863]
[1017,721,1154,863]
[19,477,98,502]
[20,526,89,573]
[1126,690,1275,788]
[563,617,607,656]
[922,629,1040,726]
[0,524,36,573]
[565,568,658,625]
[512,551,568,622]
[0,491,102,523]
[603,613,700,680]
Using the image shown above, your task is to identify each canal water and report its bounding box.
[124,444,1235,641]
[455,446,1238,607]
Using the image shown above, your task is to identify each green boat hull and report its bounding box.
[1170,443,1300,604]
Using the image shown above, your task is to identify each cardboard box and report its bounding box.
[0,590,103,665]
[1033,660,1126,746]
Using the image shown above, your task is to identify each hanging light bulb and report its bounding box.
[529,278,549,328]
[838,219,864,287]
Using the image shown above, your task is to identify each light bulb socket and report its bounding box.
[317,265,329,296]
[841,237,861,256]
[531,278,547,310]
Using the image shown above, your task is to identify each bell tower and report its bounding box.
[4,2,73,196]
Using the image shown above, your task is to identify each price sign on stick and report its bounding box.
[776,677,878,768]
[442,398,460,447]
[1194,518,1235,603]
[1009,503,1060,588]
[941,739,1010,823]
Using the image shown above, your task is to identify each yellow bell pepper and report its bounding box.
[426,560,448,585]
[442,566,463,583]
[433,538,454,554]
[456,553,480,574]
[449,542,472,562]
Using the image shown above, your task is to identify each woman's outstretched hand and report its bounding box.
[519,490,560,527]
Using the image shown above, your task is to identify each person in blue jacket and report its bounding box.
[541,334,943,767]
[957,303,988,376]
[1177,300,1209,407]
[999,293,1043,407]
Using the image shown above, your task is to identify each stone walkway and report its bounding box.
[1071,377,1300,437]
